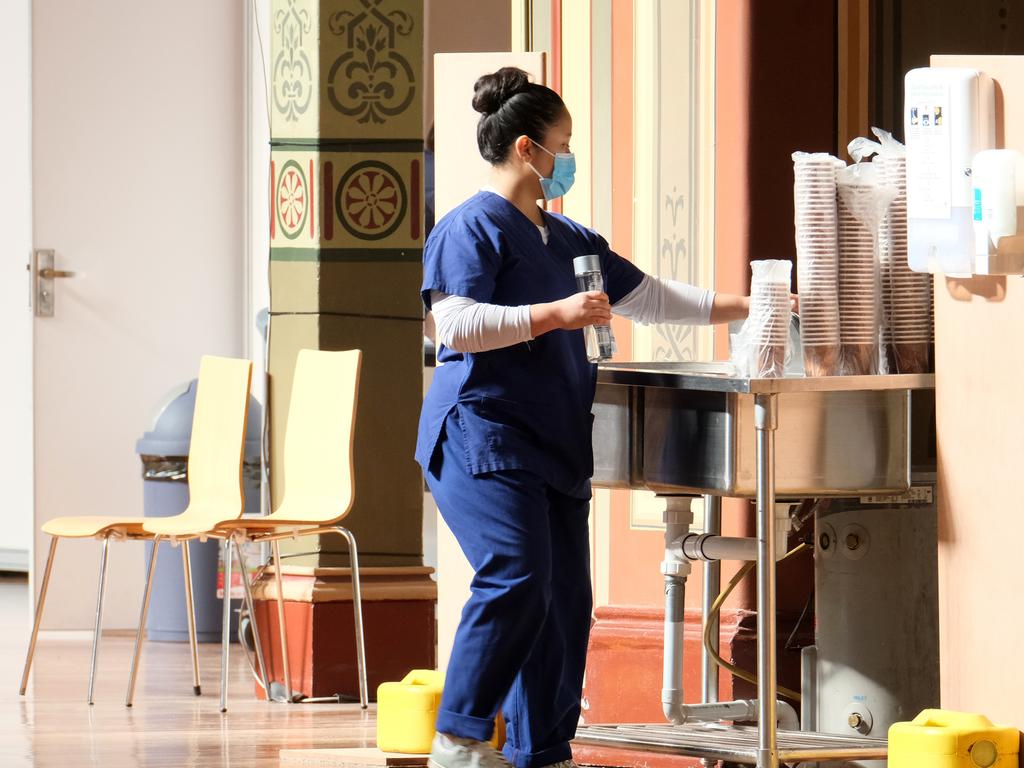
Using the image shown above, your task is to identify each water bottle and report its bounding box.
[572,255,616,363]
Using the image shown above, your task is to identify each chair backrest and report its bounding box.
[184,355,253,526]
[281,348,362,523]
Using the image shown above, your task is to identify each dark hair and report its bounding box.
[472,67,566,164]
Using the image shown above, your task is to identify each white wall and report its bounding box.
[0,0,33,573]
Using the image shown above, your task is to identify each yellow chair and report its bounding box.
[121,355,259,707]
[207,348,366,712]
[19,355,253,706]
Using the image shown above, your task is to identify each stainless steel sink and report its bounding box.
[592,362,932,498]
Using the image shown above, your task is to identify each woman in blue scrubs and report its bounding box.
[417,68,752,768]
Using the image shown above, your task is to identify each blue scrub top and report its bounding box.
[416,191,644,499]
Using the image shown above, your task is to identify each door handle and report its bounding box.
[38,268,75,279]
[32,249,74,318]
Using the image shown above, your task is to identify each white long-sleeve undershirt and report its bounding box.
[430,275,716,354]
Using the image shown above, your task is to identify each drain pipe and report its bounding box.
[661,497,693,724]
[661,497,801,731]
[678,509,791,563]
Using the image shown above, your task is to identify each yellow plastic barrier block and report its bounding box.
[888,709,1020,768]
[376,670,505,755]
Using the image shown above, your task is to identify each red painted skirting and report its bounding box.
[583,606,738,725]
[252,597,436,701]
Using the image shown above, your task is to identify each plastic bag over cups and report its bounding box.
[848,128,933,374]
[835,162,897,375]
[730,259,793,378]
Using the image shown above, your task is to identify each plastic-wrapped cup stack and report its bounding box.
[748,259,792,378]
[876,155,932,373]
[837,183,882,375]
[793,152,844,376]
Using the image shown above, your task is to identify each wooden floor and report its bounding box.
[0,573,376,767]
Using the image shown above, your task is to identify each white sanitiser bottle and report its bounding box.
[572,254,616,362]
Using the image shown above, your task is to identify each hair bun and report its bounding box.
[472,67,531,116]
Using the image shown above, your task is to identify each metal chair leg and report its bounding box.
[87,536,111,705]
[220,536,233,713]
[125,535,161,707]
[336,526,368,709]
[270,539,293,703]
[181,540,202,696]
[20,537,59,695]
[234,538,271,700]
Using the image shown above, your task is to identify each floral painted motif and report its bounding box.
[326,0,416,124]
[276,160,309,240]
[273,0,314,123]
[655,187,697,361]
[336,161,407,240]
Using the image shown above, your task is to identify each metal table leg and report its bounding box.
[701,494,722,707]
[754,393,779,768]
[701,494,722,768]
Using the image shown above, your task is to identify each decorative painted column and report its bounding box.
[257,0,434,700]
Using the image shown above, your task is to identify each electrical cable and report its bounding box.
[702,542,811,703]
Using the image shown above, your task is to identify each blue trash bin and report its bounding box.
[137,380,262,642]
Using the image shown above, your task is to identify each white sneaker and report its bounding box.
[428,733,512,768]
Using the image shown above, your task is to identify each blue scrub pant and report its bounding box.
[426,411,593,768]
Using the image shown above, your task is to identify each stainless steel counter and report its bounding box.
[597,360,935,394]
[593,362,934,497]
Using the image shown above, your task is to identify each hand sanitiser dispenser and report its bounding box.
[905,67,995,276]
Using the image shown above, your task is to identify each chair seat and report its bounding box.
[142,513,233,538]
[214,515,338,535]
[42,516,149,538]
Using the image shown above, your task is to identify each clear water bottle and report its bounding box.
[572,254,616,363]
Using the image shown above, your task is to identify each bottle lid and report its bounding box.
[573,254,602,275]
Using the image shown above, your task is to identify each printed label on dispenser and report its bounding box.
[906,82,952,220]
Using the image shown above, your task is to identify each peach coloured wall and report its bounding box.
[932,54,1024,732]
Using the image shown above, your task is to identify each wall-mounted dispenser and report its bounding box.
[905,67,995,276]
[971,148,1024,274]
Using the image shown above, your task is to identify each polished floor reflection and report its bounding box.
[0,573,375,767]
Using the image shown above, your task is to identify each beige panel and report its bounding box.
[433,51,546,219]
[268,312,423,567]
[431,49,545,672]
[270,260,422,318]
[559,0,592,227]
[590,0,613,241]
[628,1,715,529]
[931,54,1024,727]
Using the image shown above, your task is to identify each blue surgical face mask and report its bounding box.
[528,139,576,200]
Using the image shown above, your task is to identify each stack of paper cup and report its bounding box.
[793,152,844,376]
[748,260,792,378]
[836,182,882,375]
[876,155,932,373]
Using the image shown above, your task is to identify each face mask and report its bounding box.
[527,139,576,200]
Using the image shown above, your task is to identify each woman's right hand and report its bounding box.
[530,291,613,336]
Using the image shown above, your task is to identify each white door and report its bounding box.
[27,0,247,630]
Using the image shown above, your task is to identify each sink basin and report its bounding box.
[592,363,925,497]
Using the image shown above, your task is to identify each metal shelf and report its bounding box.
[574,723,887,765]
